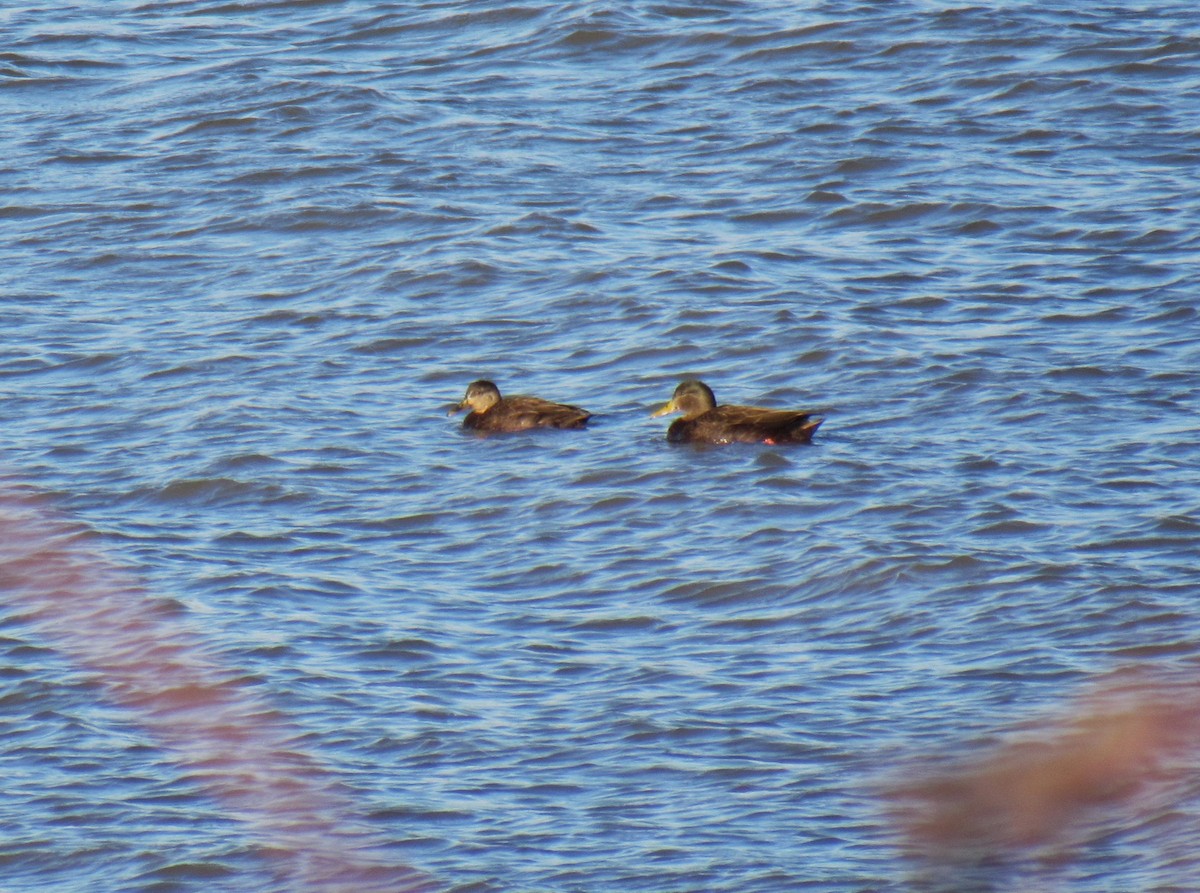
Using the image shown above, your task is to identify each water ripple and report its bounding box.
[3,1,1200,891]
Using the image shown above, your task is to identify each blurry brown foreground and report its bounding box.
[0,481,436,892]
[887,667,1200,885]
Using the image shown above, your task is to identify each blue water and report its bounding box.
[3,2,1200,890]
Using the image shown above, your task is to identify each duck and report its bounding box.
[651,379,822,445]
[450,380,592,432]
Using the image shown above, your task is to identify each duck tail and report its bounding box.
[798,415,823,441]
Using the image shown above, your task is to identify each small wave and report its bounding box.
[730,208,808,225]
[972,519,1050,537]
[833,155,901,175]
[166,116,259,138]
[0,204,52,218]
[570,614,663,632]
[135,477,299,508]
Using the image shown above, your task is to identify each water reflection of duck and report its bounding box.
[450,380,592,432]
[652,380,822,445]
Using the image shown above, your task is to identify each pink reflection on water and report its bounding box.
[0,482,436,892]
[888,668,1200,884]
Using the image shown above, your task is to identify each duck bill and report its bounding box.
[651,399,678,418]
[447,399,467,416]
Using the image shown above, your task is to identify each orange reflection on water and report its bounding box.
[0,482,436,891]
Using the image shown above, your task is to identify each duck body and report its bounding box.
[452,380,591,432]
[653,380,822,445]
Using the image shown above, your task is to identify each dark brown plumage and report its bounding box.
[651,380,822,445]
[450,380,592,432]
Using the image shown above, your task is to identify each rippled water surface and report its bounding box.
[3,2,1200,891]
